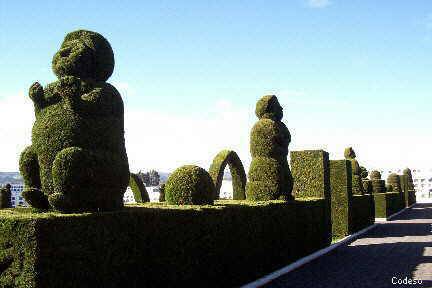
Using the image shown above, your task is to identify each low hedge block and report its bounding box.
[351,194,375,233]
[373,192,403,219]
[0,199,330,288]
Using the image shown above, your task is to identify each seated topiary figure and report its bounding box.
[370,170,386,193]
[246,95,293,201]
[19,30,129,212]
[165,165,214,205]
[0,184,12,208]
[344,147,364,195]
[387,173,401,193]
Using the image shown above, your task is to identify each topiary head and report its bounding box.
[52,30,114,82]
[370,170,381,180]
[387,173,400,184]
[344,147,356,159]
[165,165,215,205]
[255,95,283,121]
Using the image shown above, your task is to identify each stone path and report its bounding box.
[265,203,432,288]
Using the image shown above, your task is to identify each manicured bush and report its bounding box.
[0,199,330,287]
[351,194,375,232]
[19,30,129,212]
[362,179,372,194]
[374,192,403,218]
[360,166,369,179]
[159,184,165,202]
[0,184,12,208]
[403,168,416,206]
[290,150,330,199]
[129,173,150,203]
[370,171,386,193]
[344,147,364,195]
[329,160,352,238]
[246,95,293,201]
[370,170,381,180]
[165,165,214,205]
[387,173,401,192]
[208,150,246,200]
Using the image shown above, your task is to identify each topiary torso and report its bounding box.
[246,95,293,201]
[344,147,364,195]
[19,30,129,212]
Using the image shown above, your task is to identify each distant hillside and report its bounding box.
[0,172,23,185]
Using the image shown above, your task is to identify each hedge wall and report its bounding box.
[129,173,150,203]
[374,192,403,219]
[0,199,330,288]
[329,160,352,238]
[351,194,375,232]
[290,150,330,199]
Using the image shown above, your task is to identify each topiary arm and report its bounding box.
[29,82,45,112]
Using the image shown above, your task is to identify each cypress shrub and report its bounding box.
[344,147,364,195]
[165,165,214,205]
[129,173,150,203]
[246,95,293,201]
[19,30,129,212]
[208,150,246,200]
[0,184,12,208]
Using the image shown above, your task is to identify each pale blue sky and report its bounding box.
[0,1,431,171]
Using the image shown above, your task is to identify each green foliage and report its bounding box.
[374,192,403,218]
[165,165,214,205]
[19,30,129,212]
[208,150,246,200]
[129,173,150,203]
[290,150,330,199]
[329,160,352,238]
[159,184,165,202]
[0,185,12,208]
[344,147,356,159]
[360,166,368,179]
[247,95,293,201]
[370,170,381,180]
[0,199,330,287]
[362,180,372,194]
[351,194,375,232]
[387,173,402,193]
[371,180,386,193]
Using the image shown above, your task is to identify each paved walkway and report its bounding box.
[265,203,432,288]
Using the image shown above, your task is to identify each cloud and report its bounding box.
[307,0,332,8]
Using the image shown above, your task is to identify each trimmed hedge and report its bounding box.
[19,30,129,212]
[0,199,330,287]
[403,168,416,206]
[374,192,403,218]
[246,95,293,201]
[159,184,165,202]
[329,160,352,238]
[290,150,330,199]
[165,165,214,205]
[129,173,150,203]
[0,185,12,208]
[208,150,246,200]
[351,194,375,232]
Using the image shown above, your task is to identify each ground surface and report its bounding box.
[265,203,432,288]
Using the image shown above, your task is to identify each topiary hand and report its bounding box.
[29,82,44,105]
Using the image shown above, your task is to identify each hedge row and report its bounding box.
[0,199,330,288]
[374,192,403,218]
[351,194,375,232]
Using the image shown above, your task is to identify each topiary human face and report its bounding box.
[52,30,114,81]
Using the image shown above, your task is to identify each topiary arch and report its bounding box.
[209,150,247,200]
[129,173,150,203]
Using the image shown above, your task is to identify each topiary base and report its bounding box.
[0,199,330,288]
[374,192,403,219]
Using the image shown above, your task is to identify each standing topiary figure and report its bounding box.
[159,183,165,202]
[370,170,386,193]
[246,95,293,201]
[165,165,214,205]
[0,184,12,208]
[19,30,129,212]
[403,168,415,190]
[344,147,364,195]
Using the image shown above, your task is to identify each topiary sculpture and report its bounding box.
[246,95,293,201]
[159,183,165,202]
[360,166,369,179]
[129,173,150,203]
[403,168,415,190]
[19,30,129,212]
[344,147,364,195]
[165,165,214,205]
[0,184,12,208]
[209,150,246,200]
[362,180,372,194]
[370,170,385,193]
[387,173,401,193]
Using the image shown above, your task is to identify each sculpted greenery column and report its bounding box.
[19,30,129,212]
[246,95,293,201]
[344,147,364,195]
